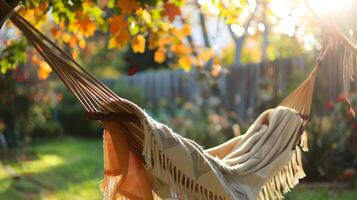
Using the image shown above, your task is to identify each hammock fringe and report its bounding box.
[258,145,306,200]
[143,117,229,200]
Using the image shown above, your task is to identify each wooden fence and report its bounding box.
[120,50,352,121]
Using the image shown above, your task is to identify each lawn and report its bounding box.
[0,137,356,200]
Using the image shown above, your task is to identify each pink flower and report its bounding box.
[57,93,63,102]
[347,107,355,117]
[325,101,334,110]
[337,95,347,103]
[342,168,356,179]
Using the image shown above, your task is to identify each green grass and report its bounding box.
[287,187,357,200]
[0,137,356,199]
[0,137,103,200]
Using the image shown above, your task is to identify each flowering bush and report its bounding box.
[304,94,357,186]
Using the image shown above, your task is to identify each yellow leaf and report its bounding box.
[117,0,139,16]
[108,29,130,49]
[131,35,146,53]
[70,16,96,38]
[178,56,191,72]
[63,33,71,43]
[172,28,184,40]
[136,8,151,24]
[38,61,52,80]
[198,49,214,62]
[154,48,166,63]
[79,39,86,49]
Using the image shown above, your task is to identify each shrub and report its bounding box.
[304,95,357,186]
[56,89,101,137]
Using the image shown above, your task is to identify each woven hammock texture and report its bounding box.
[2,0,356,199]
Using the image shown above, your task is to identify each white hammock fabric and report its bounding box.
[140,106,307,200]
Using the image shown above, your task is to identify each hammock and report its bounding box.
[0,1,354,199]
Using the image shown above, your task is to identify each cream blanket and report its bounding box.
[142,106,307,200]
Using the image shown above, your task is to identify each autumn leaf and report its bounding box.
[62,33,71,43]
[157,36,172,47]
[136,8,151,24]
[108,15,128,34]
[178,56,191,72]
[51,27,61,38]
[117,0,139,16]
[38,61,52,80]
[171,44,191,55]
[78,39,86,49]
[128,65,138,76]
[198,49,214,62]
[211,64,222,77]
[131,34,146,53]
[181,24,191,36]
[154,47,166,63]
[108,29,130,49]
[148,33,158,50]
[70,16,97,38]
[72,51,79,59]
[163,2,181,22]
[69,35,78,48]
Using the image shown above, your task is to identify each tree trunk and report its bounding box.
[261,0,269,61]
[228,3,258,66]
[199,12,211,48]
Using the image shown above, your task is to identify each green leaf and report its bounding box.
[0,39,27,74]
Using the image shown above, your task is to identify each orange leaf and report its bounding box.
[51,27,61,38]
[181,24,191,36]
[178,56,191,72]
[72,51,79,59]
[148,34,158,50]
[163,3,181,22]
[171,44,191,55]
[38,61,52,80]
[211,64,222,77]
[117,0,139,16]
[157,36,172,47]
[70,16,96,38]
[108,29,130,49]
[108,15,128,34]
[69,35,78,48]
[131,35,146,53]
[154,48,166,64]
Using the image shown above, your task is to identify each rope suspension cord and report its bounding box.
[279,37,330,117]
